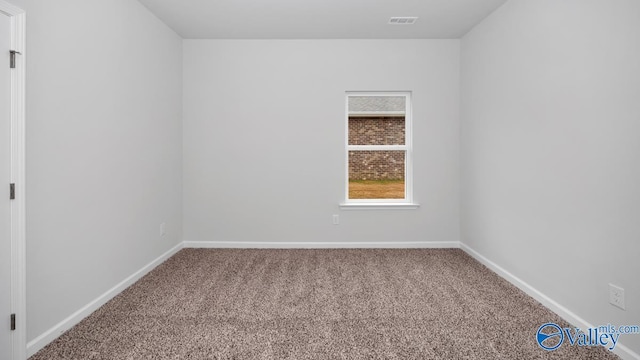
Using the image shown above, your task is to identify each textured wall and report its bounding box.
[348,117,404,145]
[348,151,405,181]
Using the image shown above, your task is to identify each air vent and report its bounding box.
[389,17,418,25]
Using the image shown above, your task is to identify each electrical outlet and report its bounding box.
[332,214,339,225]
[609,284,625,310]
[160,222,166,237]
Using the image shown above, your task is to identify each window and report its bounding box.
[342,92,417,209]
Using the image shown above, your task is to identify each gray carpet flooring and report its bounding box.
[30,249,619,359]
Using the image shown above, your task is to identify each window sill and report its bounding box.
[339,203,420,210]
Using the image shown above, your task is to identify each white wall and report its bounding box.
[461,0,640,355]
[183,40,460,246]
[11,0,183,343]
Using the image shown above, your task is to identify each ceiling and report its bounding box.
[137,0,508,39]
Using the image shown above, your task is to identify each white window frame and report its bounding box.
[340,91,419,210]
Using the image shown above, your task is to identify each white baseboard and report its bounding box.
[460,243,639,360]
[26,242,184,357]
[183,240,461,249]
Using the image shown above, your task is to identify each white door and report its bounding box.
[0,10,13,360]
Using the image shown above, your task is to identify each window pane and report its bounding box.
[348,96,405,113]
[348,96,406,146]
[348,116,405,145]
[349,150,405,199]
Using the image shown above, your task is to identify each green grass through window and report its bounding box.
[349,180,405,199]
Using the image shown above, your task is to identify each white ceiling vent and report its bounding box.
[388,17,418,25]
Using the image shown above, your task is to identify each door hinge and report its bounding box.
[9,183,15,200]
[10,314,15,331]
[10,50,21,69]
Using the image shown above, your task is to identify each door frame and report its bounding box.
[0,1,25,359]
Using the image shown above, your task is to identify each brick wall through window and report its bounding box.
[348,116,405,181]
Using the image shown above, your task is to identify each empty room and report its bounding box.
[1,0,639,359]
